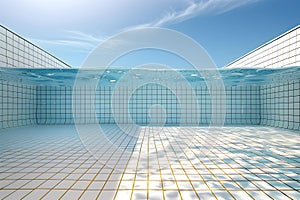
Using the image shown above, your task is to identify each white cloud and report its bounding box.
[30,31,106,52]
[64,31,104,44]
[136,0,260,27]
[25,0,260,56]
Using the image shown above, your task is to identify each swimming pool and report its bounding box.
[1,67,299,129]
[0,67,299,199]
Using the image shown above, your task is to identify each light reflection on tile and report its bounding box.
[0,125,299,199]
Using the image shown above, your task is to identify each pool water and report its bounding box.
[0,66,299,199]
[0,67,299,129]
[0,67,299,86]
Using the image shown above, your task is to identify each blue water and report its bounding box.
[0,66,299,86]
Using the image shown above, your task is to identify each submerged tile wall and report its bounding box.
[35,84,261,126]
[0,80,36,129]
[1,80,299,130]
[260,79,300,130]
[225,85,260,125]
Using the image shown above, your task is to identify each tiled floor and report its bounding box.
[0,125,299,199]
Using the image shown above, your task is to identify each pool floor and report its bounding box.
[0,125,299,199]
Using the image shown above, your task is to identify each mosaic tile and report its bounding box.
[0,125,299,199]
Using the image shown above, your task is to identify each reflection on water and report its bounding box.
[0,67,299,86]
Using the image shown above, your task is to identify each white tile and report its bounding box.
[177,181,194,190]
[213,191,234,200]
[149,181,163,190]
[247,191,273,200]
[71,181,90,190]
[252,181,275,190]
[265,190,291,200]
[0,125,299,200]
[0,190,13,199]
[97,190,117,200]
[103,181,120,190]
[133,181,147,190]
[22,180,44,189]
[114,190,132,200]
[164,190,181,200]
[55,180,75,189]
[148,190,164,200]
[119,181,134,190]
[282,191,300,200]
[79,190,100,200]
[230,191,253,200]
[181,190,199,200]
[60,190,83,200]
[196,190,216,200]
[192,181,209,190]
[131,190,147,200]
[42,190,65,200]
[22,189,49,200]
[4,190,31,200]
[5,180,29,189]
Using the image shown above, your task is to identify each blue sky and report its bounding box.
[1,0,300,68]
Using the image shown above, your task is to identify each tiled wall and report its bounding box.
[225,85,261,125]
[225,25,300,68]
[260,79,300,130]
[1,80,298,130]
[35,84,261,126]
[0,80,36,129]
[0,25,70,68]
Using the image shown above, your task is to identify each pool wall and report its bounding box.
[0,80,36,129]
[35,84,260,126]
[0,79,299,130]
[260,79,300,129]
[225,25,300,69]
[0,25,70,69]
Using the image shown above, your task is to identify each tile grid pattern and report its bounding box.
[0,125,299,199]
[36,84,261,126]
[225,26,300,68]
[0,79,299,130]
[0,25,70,68]
[0,80,36,129]
[261,79,300,130]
